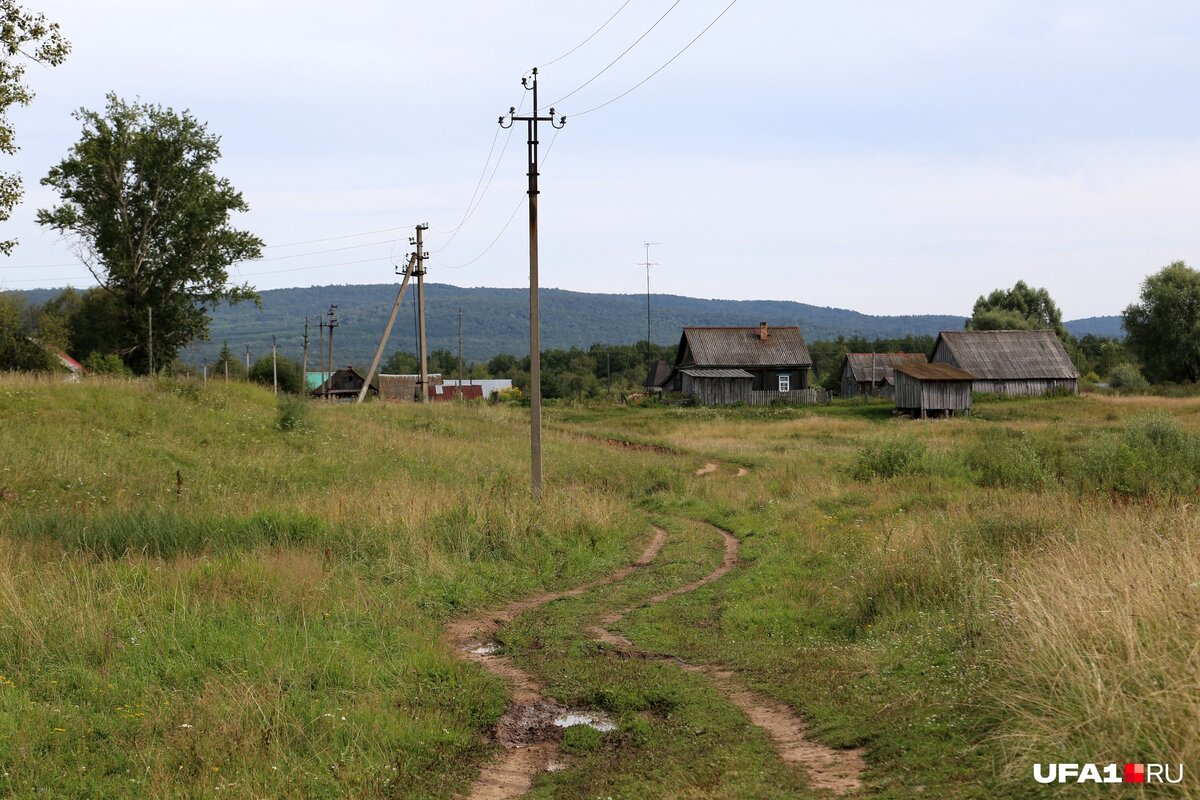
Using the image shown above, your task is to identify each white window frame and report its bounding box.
[778,374,791,392]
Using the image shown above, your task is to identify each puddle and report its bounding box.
[470,643,502,655]
[553,713,616,732]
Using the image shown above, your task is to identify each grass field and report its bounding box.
[0,376,1195,798]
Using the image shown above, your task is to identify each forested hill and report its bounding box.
[9,283,1121,365]
[186,283,971,365]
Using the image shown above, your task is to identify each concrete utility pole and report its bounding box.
[457,307,464,395]
[640,241,660,378]
[301,317,310,395]
[500,67,566,501]
[358,253,417,404]
[272,336,278,395]
[413,224,430,403]
[325,305,338,401]
[203,357,208,384]
[244,345,250,374]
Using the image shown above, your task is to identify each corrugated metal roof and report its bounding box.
[843,352,928,383]
[680,368,754,379]
[934,330,1078,379]
[895,363,976,381]
[680,326,812,368]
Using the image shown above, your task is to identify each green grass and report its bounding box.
[0,378,1195,798]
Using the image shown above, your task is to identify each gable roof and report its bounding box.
[843,352,928,383]
[895,363,975,381]
[676,326,812,368]
[933,330,1078,380]
[644,360,672,388]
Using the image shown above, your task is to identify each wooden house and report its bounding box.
[839,353,928,399]
[930,330,1078,396]
[376,373,443,402]
[310,367,377,402]
[665,323,821,405]
[643,360,671,393]
[893,363,975,418]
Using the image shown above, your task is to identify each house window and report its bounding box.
[778,375,791,392]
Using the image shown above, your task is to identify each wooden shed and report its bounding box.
[839,353,929,399]
[893,363,975,418]
[678,368,753,405]
[311,367,377,402]
[930,330,1078,396]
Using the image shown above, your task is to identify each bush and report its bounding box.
[249,353,305,394]
[1074,412,1200,497]
[1108,362,1147,390]
[83,352,130,376]
[850,435,926,480]
[276,393,310,432]
[965,430,1055,490]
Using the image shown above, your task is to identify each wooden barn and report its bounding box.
[839,353,929,399]
[643,360,671,393]
[930,330,1078,396]
[893,363,975,418]
[311,367,376,401]
[664,323,823,405]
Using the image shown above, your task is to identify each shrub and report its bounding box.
[850,435,926,480]
[1074,412,1200,497]
[276,393,310,432]
[964,430,1054,490]
[1108,362,1147,390]
[83,352,130,376]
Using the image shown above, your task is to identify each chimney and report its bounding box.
[758,322,769,341]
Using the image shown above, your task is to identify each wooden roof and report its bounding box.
[843,352,928,383]
[933,330,1078,380]
[676,326,812,368]
[644,360,672,388]
[895,363,975,381]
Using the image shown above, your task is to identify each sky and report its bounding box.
[3,0,1200,319]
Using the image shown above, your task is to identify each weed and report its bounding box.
[850,434,926,480]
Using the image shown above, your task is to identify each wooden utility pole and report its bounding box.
[640,241,660,378]
[325,305,338,401]
[318,319,327,397]
[203,357,208,384]
[301,317,310,395]
[414,224,430,403]
[148,308,154,375]
[272,336,278,395]
[500,68,566,501]
[358,254,417,404]
[457,307,464,396]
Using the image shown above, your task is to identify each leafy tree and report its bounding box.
[1122,261,1200,383]
[1,1,69,254]
[967,280,1068,340]
[249,353,304,394]
[37,94,262,374]
[1108,363,1147,390]
[383,350,418,374]
[0,294,53,370]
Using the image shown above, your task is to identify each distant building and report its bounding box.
[930,330,1079,396]
[893,363,975,418]
[664,323,821,405]
[839,353,928,399]
[438,378,513,400]
[643,360,671,393]
[376,373,443,403]
[309,367,376,401]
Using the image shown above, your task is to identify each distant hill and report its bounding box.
[4,283,1124,365]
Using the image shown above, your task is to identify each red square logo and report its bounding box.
[1125,763,1145,783]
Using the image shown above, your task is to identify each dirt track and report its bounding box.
[446,529,668,800]
[588,520,866,796]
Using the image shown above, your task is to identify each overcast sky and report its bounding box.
[4,1,1199,319]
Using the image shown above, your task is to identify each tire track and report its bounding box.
[446,528,668,800]
[587,521,867,796]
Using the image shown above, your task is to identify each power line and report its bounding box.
[431,127,563,271]
[547,0,683,108]
[537,0,632,69]
[262,224,420,249]
[433,91,527,249]
[236,238,399,263]
[570,0,739,118]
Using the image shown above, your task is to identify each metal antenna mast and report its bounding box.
[500,67,566,501]
[640,241,660,377]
